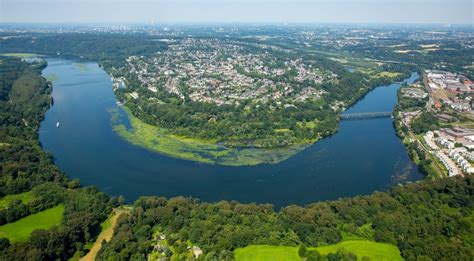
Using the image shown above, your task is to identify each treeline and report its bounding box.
[98,176,473,260]
[0,57,114,260]
[0,33,167,69]
[341,38,474,79]
[406,142,439,178]
[0,57,63,193]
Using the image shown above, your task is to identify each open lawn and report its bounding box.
[112,107,308,166]
[0,191,35,208]
[377,71,402,78]
[0,205,64,243]
[235,240,403,261]
[312,240,403,261]
[235,245,300,261]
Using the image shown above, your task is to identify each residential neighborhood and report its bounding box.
[423,128,474,176]
[397,69,474,178]
[123,38,332,107]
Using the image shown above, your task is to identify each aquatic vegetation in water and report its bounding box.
[74,63,88,72]
[110,107,309,166]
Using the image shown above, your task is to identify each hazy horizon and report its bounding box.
[1,0,472,25]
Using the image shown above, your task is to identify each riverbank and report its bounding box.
[109,68,411,166]
[112,107,310,166]
[393,73,448,179]
[39,57,422,207]
[393,71,474,179]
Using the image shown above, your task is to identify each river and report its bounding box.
[39,58,422,208]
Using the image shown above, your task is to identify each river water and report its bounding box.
[39,58,422,208]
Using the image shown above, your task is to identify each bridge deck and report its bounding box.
[340,111,392,120]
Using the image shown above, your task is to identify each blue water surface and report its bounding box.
[39,58,422,208]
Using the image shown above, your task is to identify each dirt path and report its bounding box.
[80,208,131,261]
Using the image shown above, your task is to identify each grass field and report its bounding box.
[234,240,403,261]
[112,107,308,166]
[313,241,402,260]
[377,71,402,78]
[0,205,64,242]
[235,246,300,261]
[0,191,35,208]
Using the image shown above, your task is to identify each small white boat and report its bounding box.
[56,121,60,128]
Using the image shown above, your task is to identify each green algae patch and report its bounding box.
[74,63,88,72]
[111,107,309,166]
[45,73,59,81]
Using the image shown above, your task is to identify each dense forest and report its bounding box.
[0,33,167,69]
[0,57,114,260]
[98,176,473,260]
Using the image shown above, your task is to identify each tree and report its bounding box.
[118,195,125,206]
[306,250,322,261]
[298,244,308,257]
[0,238,10,250]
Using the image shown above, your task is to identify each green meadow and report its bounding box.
[0,191,35,208]
[0,205,65,242]
[314,240,403,260]
[234,240,403,261]
[112,107,308,166]
[377,71,402,78]
[235,246,300,261]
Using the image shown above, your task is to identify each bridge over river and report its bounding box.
[340,111,392,120]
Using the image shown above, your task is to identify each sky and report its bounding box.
[0,0,472,25]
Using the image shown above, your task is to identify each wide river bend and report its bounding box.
[39,58,422,208]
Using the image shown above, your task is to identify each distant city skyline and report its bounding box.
[1,0,472,25]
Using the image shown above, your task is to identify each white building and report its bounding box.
[424,131,440,150]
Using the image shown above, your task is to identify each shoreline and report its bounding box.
[111,106,311,166]
[110,73,414,166]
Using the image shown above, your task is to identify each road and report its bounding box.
[80,207,131,261]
